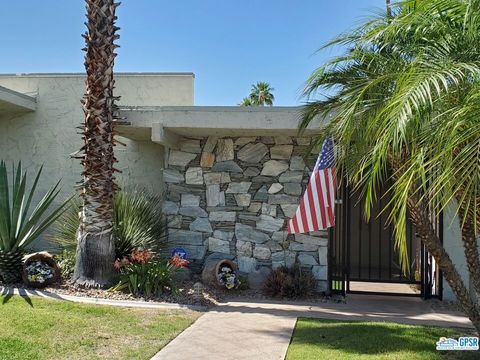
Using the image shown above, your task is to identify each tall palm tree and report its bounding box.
[300,0,480,332]
[249,81,275,106]
[73,0,120,288]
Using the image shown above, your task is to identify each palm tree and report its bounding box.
[300,0,480,332]
[73,0,121,288]
[239,97,253,107]
[249,81,275,106]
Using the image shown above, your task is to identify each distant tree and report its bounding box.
[239,97,253,107]
[250,81,275,106]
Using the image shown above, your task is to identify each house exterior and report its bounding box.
[0,73,468,300]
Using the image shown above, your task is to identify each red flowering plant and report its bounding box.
[112,248,189,297]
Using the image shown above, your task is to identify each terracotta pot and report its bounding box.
[22,252,61,288]
[201,259,238,289]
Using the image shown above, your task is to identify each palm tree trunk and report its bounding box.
[73,0,120,288]
[389,158,480,333]
[457,205,480,298]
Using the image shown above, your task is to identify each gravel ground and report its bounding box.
[1,278,342,308]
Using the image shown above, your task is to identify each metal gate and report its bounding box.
[329,182,441,298]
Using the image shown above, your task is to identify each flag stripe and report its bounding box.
[287,137,336,234]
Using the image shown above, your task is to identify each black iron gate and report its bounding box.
[329,182,441,298]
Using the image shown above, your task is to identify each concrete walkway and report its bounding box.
[152,294,473,360]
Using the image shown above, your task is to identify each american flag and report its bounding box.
[287,137,336,234]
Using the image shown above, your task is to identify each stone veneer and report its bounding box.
[163,136,328,292]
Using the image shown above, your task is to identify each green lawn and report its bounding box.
[0,295,200,360]
[287,318,478,360]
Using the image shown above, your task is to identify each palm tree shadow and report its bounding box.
[1,287,34,307]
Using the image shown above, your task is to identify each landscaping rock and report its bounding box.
[290,156,306,171]
[268,183,283,194]
[261,160,289,176]
[180,139,202,153]
[169,229,204,245]
[280,204,298,218]
[256,215,284,232]
[243,167,260,177]
[204,172,231,185]
[203,136,218,153]
[261,203,277,217]
[208,237,230,254]
[200,152,215,168]
[235,194,251,207]
[312,265,328,280]
[318,247,328,266]
[274,136,292,144]
[236,240,253,257]
[213,230,234,241]
[235,137,257,146]
[279,171,303,183]
[189,218,213,233]
[296,137,311,146]
[295,234,328,246]
[162,201,179,215]
[253,245,271,260]
[167,215,182,229]
[216,139,234,162]
[271,250,296,269]
[168,150,197,168]
[235,223,270,243]
[206,184,225,207]
[268,194,298,205]
[298,253,318,266]
[237,256,257,273]
[254,185,269,201]
[270,145,293,160]
[209,211,236,222]
[289,242,319,252]
[247,202,262,213]
[284,183,302,196]
[185,167,204,185]
[238,143,269,163]
[247,267,271,290]
[163,168,184,183]
[181,193,200,207]
[211,161,243,173]
[179,206,208,218]
[226,182,252,194]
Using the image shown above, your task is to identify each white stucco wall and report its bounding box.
[442,204,473,301]
[0,73,194,248]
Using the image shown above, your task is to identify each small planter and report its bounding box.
[201,259,239,290]
[22,252,61,288]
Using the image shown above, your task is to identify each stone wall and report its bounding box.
[163,136,329,292]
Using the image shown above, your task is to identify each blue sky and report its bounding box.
[1,0,385,105]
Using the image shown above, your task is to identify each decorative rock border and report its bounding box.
[0,286,208,311]
[163,136,329,292]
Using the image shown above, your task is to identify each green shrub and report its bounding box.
[48,189,165,258]
[262,264,316,299]
[112,249,185,297]
[0,161,70,283]
[54,250,76,280]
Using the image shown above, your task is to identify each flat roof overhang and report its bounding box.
[0,85,36,116]
[117,106,326,148]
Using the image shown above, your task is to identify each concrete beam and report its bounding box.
[120,106,327,137]
[0,85,36,116]
[151,122,180,149]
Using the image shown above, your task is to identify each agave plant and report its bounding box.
[0,161,69,283]
[48,189,165,259]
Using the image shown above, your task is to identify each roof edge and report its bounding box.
[0,72,195,78]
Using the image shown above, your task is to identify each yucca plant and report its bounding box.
[0,161,69,283]
[48,189,165,259]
